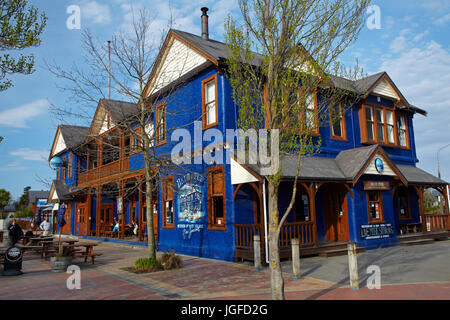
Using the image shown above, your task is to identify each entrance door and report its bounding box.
[325,185,349,242]
[100,203,114,228]
[76,204,87,236]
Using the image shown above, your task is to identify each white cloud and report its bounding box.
[379,40,450,181]
[80,1,111,25]
[389,36,408,53]
[0,99,50,128]
[435,13,450,25]
[413,30,429,42]
[9,148,49,161]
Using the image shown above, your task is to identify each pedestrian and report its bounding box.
[39,216,52,237]
[8,219,23,246]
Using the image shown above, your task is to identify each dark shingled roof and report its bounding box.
[51,180,72,201]
[335,144,379,180]
[59,125,90,149]
[397,165,448,186]
[247,145,446,186]
[101,99,138,124]
[171,30,427,115]
[28,190,50,204]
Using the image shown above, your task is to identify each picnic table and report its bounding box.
[71,242,101,264]
[40,239,79,258]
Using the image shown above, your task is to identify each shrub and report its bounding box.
[160,251,183,270]
[134,257,162,272]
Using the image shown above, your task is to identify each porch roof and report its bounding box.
[397,165,448,186]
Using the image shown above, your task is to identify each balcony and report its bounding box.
[78,157,130,185]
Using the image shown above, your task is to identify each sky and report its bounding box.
[0,0,449,200]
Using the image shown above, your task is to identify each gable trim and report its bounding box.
[352,145,408,187]
[364,73,409,107]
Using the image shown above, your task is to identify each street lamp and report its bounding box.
[437,143,450,179]
[437,143,450,213]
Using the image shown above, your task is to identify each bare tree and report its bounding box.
[224,0,370,299]
[46,8,201,260]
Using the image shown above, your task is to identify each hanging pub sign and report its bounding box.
[363,181,390,191]
[360,224,394,240]
[117,196,123,213]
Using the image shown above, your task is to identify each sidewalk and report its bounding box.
[1,239,449,300]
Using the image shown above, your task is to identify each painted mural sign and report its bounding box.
[176,173,206,239]
[360,223,394,240]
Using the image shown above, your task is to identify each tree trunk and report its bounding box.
[267,179,284,300]
[144,152,156,260]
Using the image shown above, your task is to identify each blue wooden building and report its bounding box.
[47,8,449,262]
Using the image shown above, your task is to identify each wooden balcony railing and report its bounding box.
[425,214,449,232]
[78,157,130,185]
[235,221,315,250]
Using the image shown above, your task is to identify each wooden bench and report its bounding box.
[400,223,422,235]
[73,252,103,264]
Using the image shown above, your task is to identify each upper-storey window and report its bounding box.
[202,74,218,129]
[156,103,166,145]
[360,103,409,148]
[297,88,318,134]
[397,114,408,147]
[330,102,346,140]
[68,154,72,179]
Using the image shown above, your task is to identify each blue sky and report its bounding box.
[0,0,449,199]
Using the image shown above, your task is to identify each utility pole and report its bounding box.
[437,143,450,212]
[108,40,111,100]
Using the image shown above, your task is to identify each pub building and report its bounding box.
[46,8,449,261]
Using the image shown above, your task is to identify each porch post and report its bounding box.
[87,188,92,236]
[96,185,102,237]
[443,185,450,230]
[138,176,143,241]
[309,183,318,246]
[119,180,125,239]
[415,186,427,234]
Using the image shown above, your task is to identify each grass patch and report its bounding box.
[123,252,183,274]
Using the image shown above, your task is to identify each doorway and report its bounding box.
[324,184,349,242]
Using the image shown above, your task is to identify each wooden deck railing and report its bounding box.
[425,214,449,232]
[235,221,315,250]
[78,157,130,185]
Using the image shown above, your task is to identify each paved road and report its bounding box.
[280,239,450,287]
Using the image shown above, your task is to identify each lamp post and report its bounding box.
[437,144,450,212]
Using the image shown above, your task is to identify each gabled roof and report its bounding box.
[88,99,138,137]
[48,180,73,203]
[49,125,90,160]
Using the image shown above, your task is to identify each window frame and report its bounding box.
[202,74,219,130]
[162,176,175,229]
[68,154,73,179]
[299,87,319,135]
[294,190,310,222]
[62,156,67,180]
[360,103,409,149]
[156,103,167,146]
[330,101,347,141]
[207,165,226,230]
[366,190,385,224]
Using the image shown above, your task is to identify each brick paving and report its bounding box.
[1,239,450,300]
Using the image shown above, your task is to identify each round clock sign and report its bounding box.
[375,158,384,173]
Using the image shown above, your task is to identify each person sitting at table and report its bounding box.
[132,220,138,236]
[112,220,119,233]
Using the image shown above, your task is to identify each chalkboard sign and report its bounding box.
[2,247,23,276]
[360,224,394,240]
